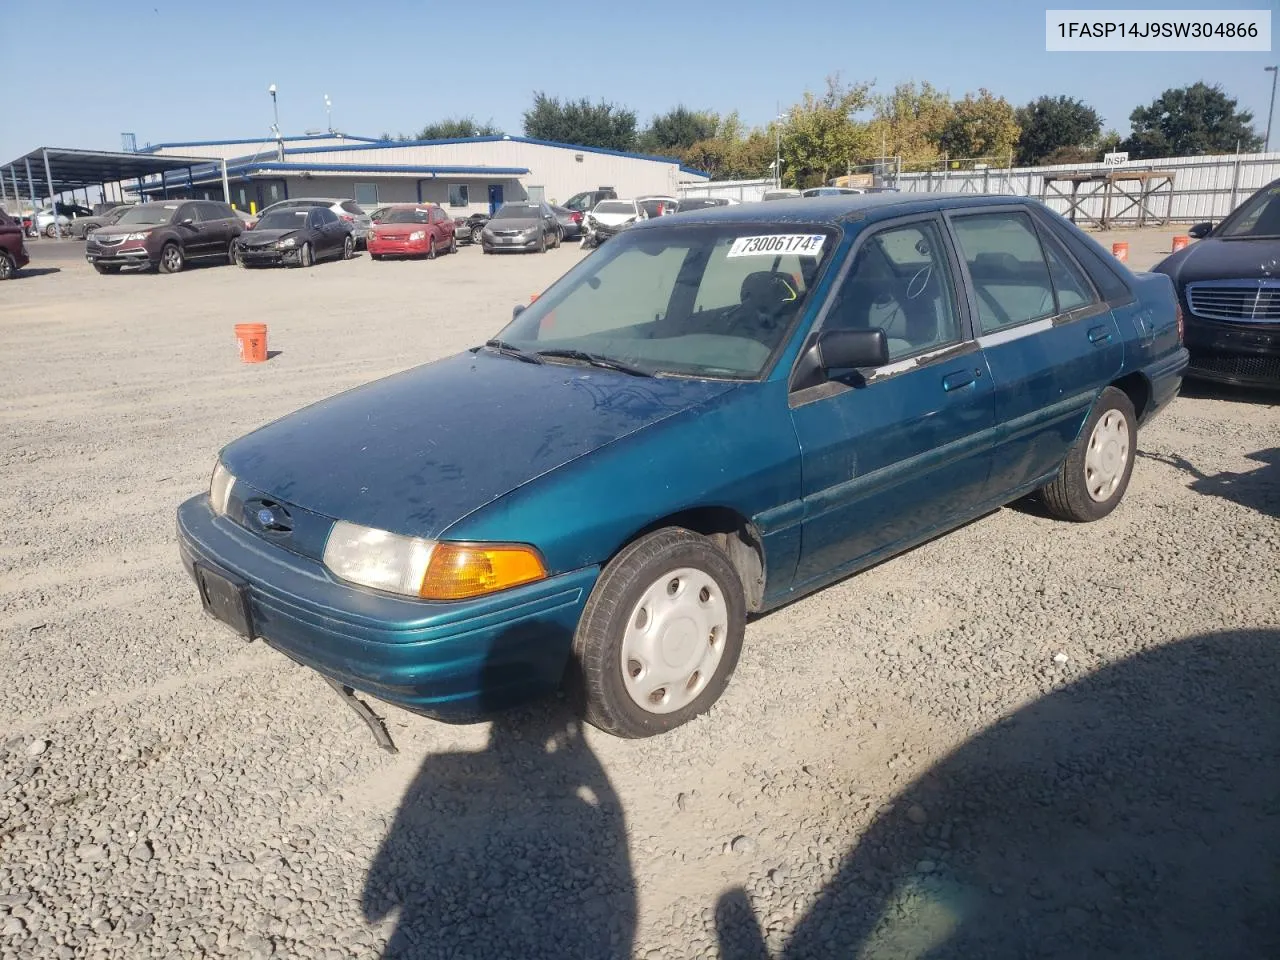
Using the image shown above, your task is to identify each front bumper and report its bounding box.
[85,245,153,267]
[482,235,540,252]
[368,238,430,257]
[176,496,597,721]
[239,246,298,266]
[1183,315,1280,387]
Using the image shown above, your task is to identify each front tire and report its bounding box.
[0,253,14,280]
[158,243,184,274]
[570,528,746,738]
[448,233,457,255]
[227,240,239,265]
[299,242,313,268]
[427,237,437,260]
[341,235,354,260]
[1041,386,1137,522]
[45,223,59,239]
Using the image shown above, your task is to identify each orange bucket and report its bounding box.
[235,323,268,363]
[1111,241,1129,263]
[1172,235,1190,252]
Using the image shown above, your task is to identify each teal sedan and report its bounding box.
[177,195,1188,742]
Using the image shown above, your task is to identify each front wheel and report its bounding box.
[341,235,354,260]
[0,253,14,280]
[1041,386,1137,522]
[45,223,60,239]
[569,528,746,738]
[158,243,184,274]
[227,240,239,265]
[448,233,457,255]
[427,237,437,260]
[298,242,313,268]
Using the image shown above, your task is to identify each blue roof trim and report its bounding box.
[133,160,529,190]
[278,134,710,177]
[139,133,383,153]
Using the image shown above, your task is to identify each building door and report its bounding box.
[527,185,545,204]
[488,184,504,215]
[256,179,287,212]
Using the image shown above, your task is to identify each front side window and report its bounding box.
[491,223,839,379]
[821,220,961,362]
[951,212,1056,334]
[353,184,378,207]
[448,184,469,208]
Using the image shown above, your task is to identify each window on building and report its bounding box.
[353,183,379,207]
[527,185,546,204]
[448,184,469,208]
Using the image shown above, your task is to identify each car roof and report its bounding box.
[631,192,1035,229]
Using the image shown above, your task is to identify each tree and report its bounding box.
[1122,82,1262,158]
[684,128,775,180]
[938,89,1020,163]
[867,81,954,165]
[522,92,637,151]
[638,106,719,155]
[779,75,874,188]
[1014,95,1102,165]
[412,116,502,141]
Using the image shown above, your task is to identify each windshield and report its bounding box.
[1218,183,1280,238]
[257,210,309,230]
[490,223,839,378]
[494,204,539,219]
[385,208,432,224]
[117,205,179,225]
[594,201,635,216]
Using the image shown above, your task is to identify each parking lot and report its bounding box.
[1,229,1278,958]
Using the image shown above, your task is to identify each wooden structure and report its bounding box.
[1040,170,1176,229]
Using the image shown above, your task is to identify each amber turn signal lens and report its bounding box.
[419,543,547,600]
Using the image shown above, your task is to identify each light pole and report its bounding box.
[324,94,333,134]
[268,83,283,160]
[1266,67,1278,152]
[774,107,788,189]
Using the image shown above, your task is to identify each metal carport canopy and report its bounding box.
[1,146,227,208]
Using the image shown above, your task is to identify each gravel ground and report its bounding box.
[1,229,1277,959]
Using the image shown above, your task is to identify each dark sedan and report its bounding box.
[237,207,354,268]
[1152,179,1280,388]
[480,202,562,253]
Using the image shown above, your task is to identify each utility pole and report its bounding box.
[1266,66,1278,152]
[269,84,283,161]
[324,94,333,134]
[774,101,781,189]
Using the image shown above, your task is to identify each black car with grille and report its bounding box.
[1152,180,1280,388]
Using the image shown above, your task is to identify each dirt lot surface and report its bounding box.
[1,229,1277,959]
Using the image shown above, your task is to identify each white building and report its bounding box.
[135,133,709,215]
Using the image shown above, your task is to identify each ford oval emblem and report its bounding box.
[257,507,275,527]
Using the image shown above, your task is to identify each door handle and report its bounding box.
[942,369,980,392]
[1088,325,1113,344]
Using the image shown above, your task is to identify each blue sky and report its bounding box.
[4,0,1276,162]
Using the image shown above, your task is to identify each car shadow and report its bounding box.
[12,267,62,279]
[715,627,1280,959]
[361,641,636,958]
[265,350,283,361]
[1178,378,1280,406]
[1139,448,1279,519]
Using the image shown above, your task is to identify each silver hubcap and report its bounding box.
[164,248,179,270]
[1084,409,1129,502]
[620,567,728,715]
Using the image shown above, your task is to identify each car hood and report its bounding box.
[486,218,540,231]
[92,223,163,238]
[242,228,298,245]
[219,350,738,539]
[1153,236,1280,284]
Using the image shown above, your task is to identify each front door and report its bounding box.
[488,184,504,216]
[946,209,1125,499]
[177,203,215,257]
[789,216,995,587]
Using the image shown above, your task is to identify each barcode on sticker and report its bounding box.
[727,234,826,258]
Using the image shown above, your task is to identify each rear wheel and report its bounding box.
[158,243,184,274]
[569,528,746,738]
[1041,386,1137,522]
[92,263,119,275]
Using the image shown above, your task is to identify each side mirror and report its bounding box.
[512,304,526,321]
[1187,221,1213,239]
[816,328,889,372]
[180,217,195,227]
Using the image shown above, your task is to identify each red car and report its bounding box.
[0,211,30,280]
[367,204,456,260]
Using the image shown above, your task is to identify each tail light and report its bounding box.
[571,211,582,223]
[341,214,354,222]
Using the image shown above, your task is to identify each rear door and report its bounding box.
[789,215,995,586]
[946,207,1124,500]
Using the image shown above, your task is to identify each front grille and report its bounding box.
[493,230,521,237]
[1190,352,1280,381]
[1187,283,1280,323]
[94,237,124,248]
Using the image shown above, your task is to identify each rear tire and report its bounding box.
[158,243,184,274]
[1041,386,1137,522]
[569,527,746,738]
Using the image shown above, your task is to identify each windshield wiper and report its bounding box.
[534,348,653,377]
[482,339,544,364]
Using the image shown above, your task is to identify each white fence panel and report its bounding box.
[677,178,773,203]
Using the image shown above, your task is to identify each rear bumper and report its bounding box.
[1183,317,1280,387]
[176,496,597,721]
[1141,347,1190,421]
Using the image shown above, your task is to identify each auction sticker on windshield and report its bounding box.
[727,234,826,258]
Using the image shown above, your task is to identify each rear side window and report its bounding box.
[1039,212,1133,302]
[951,212,1056,334]
[1039,228,1097,312]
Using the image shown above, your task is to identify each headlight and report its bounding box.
[409,230,426,241]
[276,237,297,249]
[123,232,149,241]
[322,521,547,600]
[209,462,236,517]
